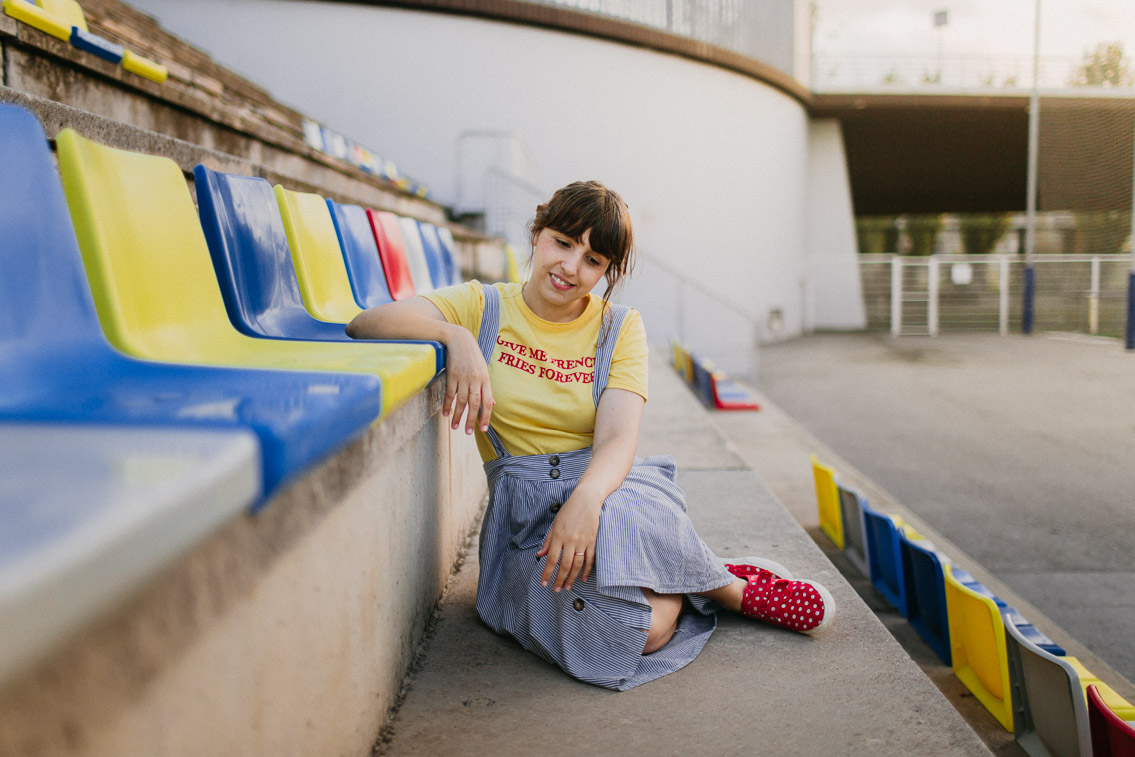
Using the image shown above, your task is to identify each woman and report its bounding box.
[347,181,833,690]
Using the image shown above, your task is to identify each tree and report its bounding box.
[1070,42,1134,88]
[958,214,1012,255]
[904,214,944,256]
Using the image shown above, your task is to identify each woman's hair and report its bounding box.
[528,180,635,301]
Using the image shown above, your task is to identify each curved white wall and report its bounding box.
[128,0,855,374]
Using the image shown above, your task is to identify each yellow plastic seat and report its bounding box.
[35,0,86,30]
[56,128,435,417]
[274,186,363,324]
[944,563,1014,731]
[1066,658,1135,722]
[3,0,71,40]
[811,455,843,549]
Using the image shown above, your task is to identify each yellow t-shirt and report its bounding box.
[424,281,648,461]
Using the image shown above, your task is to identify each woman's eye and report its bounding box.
[555,238,570,248]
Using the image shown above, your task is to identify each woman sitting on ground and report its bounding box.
[347,180,834,690]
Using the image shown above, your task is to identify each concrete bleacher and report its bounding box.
[376,352,994,756]
[5,2,1124,754]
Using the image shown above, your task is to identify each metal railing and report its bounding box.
[535,0,797,76]
[860,254,1131,338]
[813,53,1134,93]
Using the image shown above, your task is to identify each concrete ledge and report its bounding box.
[378,355,992,756]
[0,378,487,757]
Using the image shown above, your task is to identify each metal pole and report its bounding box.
[1127,109,1135,350]
[928,256,940,336]
[999,255,1010,336]
[891,256,903,336]
[1089,256,1100,335]
[1023,0,1041,334]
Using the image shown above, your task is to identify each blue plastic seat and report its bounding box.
[0,422,259,683]
[0,103,382,500]
[861,501,910,615]
[417,221,457,287]
[194,166,443,372]
[435,225,462,284]
[327,199,397,307]
[898,530,953,664]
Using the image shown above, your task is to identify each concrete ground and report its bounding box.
[378,352,994,756]
[755,331,1135,687]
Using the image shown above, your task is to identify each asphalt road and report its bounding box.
[756,331,1135,685]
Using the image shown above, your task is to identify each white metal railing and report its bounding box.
[861,254,1131,338]
[813,53,1134,93]
[535,0,797,77]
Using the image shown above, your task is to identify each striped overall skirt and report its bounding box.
[473,286,736,690]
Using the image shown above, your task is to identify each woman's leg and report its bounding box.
[640,589,685,654]
[696,578,745,612]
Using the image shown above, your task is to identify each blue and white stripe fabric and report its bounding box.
[474,285,736,690]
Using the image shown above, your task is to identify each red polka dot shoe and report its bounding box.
[738,571,835,635]
[723,556,794,582]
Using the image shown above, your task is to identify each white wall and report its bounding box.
[127,0,859,374]
[806,119,866,331]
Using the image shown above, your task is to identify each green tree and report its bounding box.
[856,216,900,253]
[958,213,1012,254]
[1070,42,1134,87]
[1074,210,1132,254]
[904,214,944,256]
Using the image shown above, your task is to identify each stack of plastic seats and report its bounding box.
[2,0,167,81]
[669,339,760,411]
[808,453,1135,748]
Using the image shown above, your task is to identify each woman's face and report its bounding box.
[524,227,610,322]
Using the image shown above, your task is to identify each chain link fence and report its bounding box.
[860,254,1131,338]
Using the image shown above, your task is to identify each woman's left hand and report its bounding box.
[537,484,603,592]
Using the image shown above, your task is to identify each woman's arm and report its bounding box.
[346,299,494,434]
[537,387,645,592]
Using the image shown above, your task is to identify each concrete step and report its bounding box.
[378,352,993,756]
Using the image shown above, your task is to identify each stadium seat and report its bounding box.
[1005,610,1091,757]
[502,242,523,283]
[709,372,761,411]
[326,199,396,306]
[0,422,259,684]
[398,215,436,293]
[274,186,365,324]
[1087,684,1135,757]
[193,168,442,372]
[944,564,1014,730]
[861,501,911,615]
[414,220,451,289]
[811,455,843,549]
[899,529,952,664]
[836,484,870,577]
[430,223,462,285]
[0,103,382,497]
[368,209,417,301]
[55,127,436,417]
[3,0,70,39]
[35,0,85,30]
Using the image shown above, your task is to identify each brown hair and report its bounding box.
[528,180,635,301]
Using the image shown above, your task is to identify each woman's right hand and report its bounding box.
[442,325,494,434]
[346,296,493,434]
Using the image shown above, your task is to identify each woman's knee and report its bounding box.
[641,590,683,655]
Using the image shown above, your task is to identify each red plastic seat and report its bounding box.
[1088,684,1135,757]
[367,209,416,301]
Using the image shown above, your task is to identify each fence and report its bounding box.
[860,254,1131,338]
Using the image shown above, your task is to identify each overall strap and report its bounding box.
[592,304,632,408]
[475,283,510,459]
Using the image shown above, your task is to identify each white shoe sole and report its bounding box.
[724,555,794,580]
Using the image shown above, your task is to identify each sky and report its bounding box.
[813,0,1135,60]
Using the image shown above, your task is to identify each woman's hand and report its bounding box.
[346,297,493,434]
[442,327,494,434]
[537,482,603,592]
[536,388,646,593]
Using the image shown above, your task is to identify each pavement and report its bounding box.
[378,349,996,757]
[754,332,1135,692]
